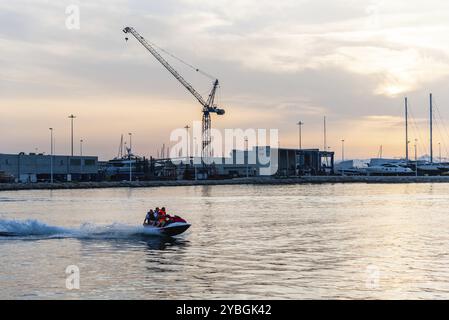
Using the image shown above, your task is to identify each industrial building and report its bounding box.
[230,147,335,177]
[188,147,335,178]
[0,153,98,183]
[279,148,335,176]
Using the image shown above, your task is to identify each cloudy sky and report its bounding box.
[2,0,449,160]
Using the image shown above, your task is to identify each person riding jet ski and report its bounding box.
[142,207,191,236]
[156,207,170,227]
[143,209,154,225]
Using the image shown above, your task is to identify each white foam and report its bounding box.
[0,219,160,239]
[0,219,68,236]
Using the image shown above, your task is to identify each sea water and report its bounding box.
[1,183,449,299]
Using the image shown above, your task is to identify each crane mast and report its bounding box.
[123,27,225,164]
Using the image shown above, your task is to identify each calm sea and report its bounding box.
[1,183,449,299]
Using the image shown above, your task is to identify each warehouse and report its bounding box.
[222,147,335,177]
[0,153,99,183]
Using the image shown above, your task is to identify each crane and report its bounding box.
[122,26,225,165]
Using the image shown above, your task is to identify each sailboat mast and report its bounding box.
[405,97,409,162]
[430,93,433,163]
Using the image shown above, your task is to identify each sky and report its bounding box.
[2,0,449,160]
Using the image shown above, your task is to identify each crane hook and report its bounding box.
[125,37,129,42]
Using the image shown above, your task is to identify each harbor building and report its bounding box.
[177,147,335,178]
[277,148,334,176]
[0,153,99,183]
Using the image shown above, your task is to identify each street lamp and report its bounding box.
[245,137,249,178]
[128,133,132,182]
[49,128,54,183]
[184,125,191,160]
[68,114,76,156]
[193,137,198,180]
[341,139,345,176]
[297,121,303,150]
[80,139,83,156]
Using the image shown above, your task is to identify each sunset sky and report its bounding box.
[2,0,449,160]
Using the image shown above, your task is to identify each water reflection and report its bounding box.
[77,236,189,252]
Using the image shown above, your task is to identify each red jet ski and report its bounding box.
[143,215,190,237]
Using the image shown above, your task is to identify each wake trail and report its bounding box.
[0,219,162,239]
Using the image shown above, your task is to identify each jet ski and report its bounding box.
[143,215,190,237]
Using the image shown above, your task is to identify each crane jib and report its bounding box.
[123,26,225,163]
[123,27,221,110]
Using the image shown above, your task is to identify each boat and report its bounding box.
[417,162,441,174]
[335,160,368,175]
[365,163,413,175]
[437,163,449,173]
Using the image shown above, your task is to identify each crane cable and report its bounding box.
[146,39,216,81]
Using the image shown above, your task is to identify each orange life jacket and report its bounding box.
[158,212,166,222]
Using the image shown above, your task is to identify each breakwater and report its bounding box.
[2,175,449,191]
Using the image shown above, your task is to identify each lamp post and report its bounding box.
[341,139,345,176]
[245,137,249,178]
[184,125,191,160]
[49,128,54,184]
[68,114,76,156]
[128,133,132,182]
[79,139,84,181]
[297,121,303,150]
[194,137,198,180]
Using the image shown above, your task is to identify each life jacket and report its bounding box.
[158,212,166,222]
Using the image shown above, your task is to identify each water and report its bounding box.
[1,183,449,299]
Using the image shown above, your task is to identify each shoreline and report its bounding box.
[2,175,449,191]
